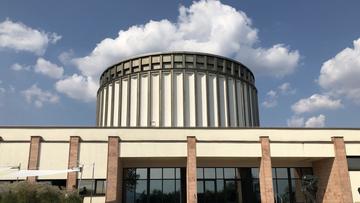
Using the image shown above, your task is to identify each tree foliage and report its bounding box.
[0,182,82,203]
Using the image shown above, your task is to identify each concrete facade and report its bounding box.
[0,127,359,202]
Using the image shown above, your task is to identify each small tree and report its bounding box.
[0,182,82,203]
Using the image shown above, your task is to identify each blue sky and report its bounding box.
[0,0,360,127]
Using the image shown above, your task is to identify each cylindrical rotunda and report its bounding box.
[96,51,259,127]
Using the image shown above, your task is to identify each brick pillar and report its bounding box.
[187,136,197,203]
[105,136,122,203]
[27,136,42,183]
[259,136,274,203]
[66,136,81,191]
[313,137,353,203]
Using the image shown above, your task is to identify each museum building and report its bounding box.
[0,52,360,203]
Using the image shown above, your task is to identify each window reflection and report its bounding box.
[77,179,106,196]
[272,167,313,203]
[123,168,184,203]
[197,168,260,203]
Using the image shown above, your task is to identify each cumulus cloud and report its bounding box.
[291,94,342,114]
[58,50,74,66]
[278,82,296,95]
[286,116,304,127]
[74,1,299,78]
[55,74,98,102]
[10,63,31,71]
[287,114,326,128]
[318,38,360,104]
[305,114,326,127]
[0,19,61,55]
[34,58,64,79]
[21,84,59,108]
[262,90,278,108]
[262,82,296,108]
[59,0,300,102]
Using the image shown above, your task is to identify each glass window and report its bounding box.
[175,168,181,179]
[125,168,137,180]
[149,180,162,203]
[197,168,204,179]
[95,180,106,194]
[216,168,223,179]
[123,168,184,203]
[163,180,175,202]
[124,181,135,203]
[135,180,147,202]
[163,168,175,179]
[225,180,237,203]
[204,181,216,202]
[251,168,259,178]
[275,168,288,179]
[272,167,313,203]
[78,180,94,196]
[224,168,235,179]
[197,168,260,203]
[136,168,147,179]
[276,179,290,203]
[204,168,216,179]
[150,168,162,179]
[348,157,360,170]
[216,180,225,202]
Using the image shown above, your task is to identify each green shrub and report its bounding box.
[0,182,82,203]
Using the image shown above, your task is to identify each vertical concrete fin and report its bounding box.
[66,136,81,191]
[313,137,353,202]
[105,136,122,203]
[187,136,197,203]
[259,136,274,203]
[27,136,42,183]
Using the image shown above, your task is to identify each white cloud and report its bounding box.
[10,63,31,71]
[291,94,342,114]
[34,58,64,79]
[55,74,98,102]
[287,114,326,128]
[305,114,326,127]
[318,38,360,104]
[58,50,74,65]
[262,82,296,108]
[278,82,296,95]
[287,116,304,127]
[262,90,278,108]
[0,19,61,55]
[71,0,299,89]
[21,84,59,108]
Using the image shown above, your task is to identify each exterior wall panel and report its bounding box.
[38,143,69,179]
[97,52,259,128]
[78,143,107,179]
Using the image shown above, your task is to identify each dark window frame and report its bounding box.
[347,156,360,171]
[77,179,106,196]
[123,167,185,203]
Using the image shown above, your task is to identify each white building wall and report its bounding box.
[350,171,360,203]
[78,143,107,179]
[38,143,69,179]
[0,143,29,180]
[98,73,258,127]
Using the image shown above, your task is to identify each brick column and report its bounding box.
[313,137,353,203]
[27,136,42,183]
[187,136,197,203]
[259,136,274,203]
[66,136,81,191]
[105,136,121,203]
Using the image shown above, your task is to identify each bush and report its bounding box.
[0,182,82,203]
